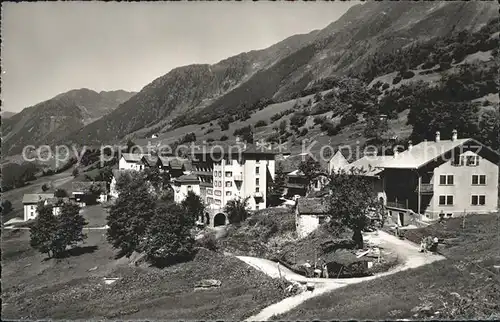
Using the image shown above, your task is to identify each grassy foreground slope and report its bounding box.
[2,229,288,320]
[275,213,500,320]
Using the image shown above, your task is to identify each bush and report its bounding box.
[321,121,340,136]
[339,111,358,127]
[206,138,215,143]
[298,128,308,137]
[1,199,13,215]
[41,184,50,192]
[220,135,228,141]
[421,61,435,70]
[381,83,390,90]
[54,189,68,198]
[401,70,415,79]
[255,120,267,128]
[392,76,402,85]
[205,128,214,134]
[314,116,326,125]
[290,113,307,130]
[196,231,218,251]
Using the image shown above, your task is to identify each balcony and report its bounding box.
[253,191,264,198]
[386,201,408,209]
[419,183,434,194]
[234,174,243,181]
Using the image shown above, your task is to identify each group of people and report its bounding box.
[420,236,439,253]
[302,260,329,278]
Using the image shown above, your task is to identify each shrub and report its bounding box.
[196,231,218,251]
[225,197,250,224]
[381,83,390,90]
[321,121,340,136]
[290,113,307,129]
[206,138,215,143]
[401,70,415,79]
[1,199,13,215]
[205,128,214,134]
[255,120,267,128]
[421,61,435,70]
[220,135,228,141]
[392,76,402,85]
[54,189,68,198]
[299,128,309,137]
[339,111,358,127]
[41,184,50,192]
[314,116,326,125]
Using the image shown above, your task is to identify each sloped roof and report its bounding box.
[382,138,472,169]
[344,155,393,177]
[72,181,108,193]
[158,156,192,170]
[278,153,329,174]
[121,153,144,163]
[173,174,200,184]
[329,150,350,173]
[297,198,328,215]
[141,155,159,166]
[22,193,54,204]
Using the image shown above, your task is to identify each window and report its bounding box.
[225,181,232,187]
[471,195,486,206]
[439,195,453,206]
[256,204,260,210]
[256,187,260,192]
[215,199,221,205]
[461,155,479,166]
[207,197,213,204]
[439,175,454,185]
[187,185,192,190]
[256,178,260,185]
[214,190,222,196]
[225,171,232,177]
[256,158,260,163]
[256,167,260,175]
[226,191,232,196]
[472,175,486,185]
[207,189,213,195]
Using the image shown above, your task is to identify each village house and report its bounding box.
[295,197,329,238]
[343,130,499,225]
[22,194,69,221]
[118,153,145,171]
[71,181,108,206]
[380,130,499,222]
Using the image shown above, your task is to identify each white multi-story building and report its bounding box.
[189,143,282,226]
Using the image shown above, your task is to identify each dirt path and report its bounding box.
[240,230,445,321]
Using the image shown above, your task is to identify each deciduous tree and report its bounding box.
[106,171,156,257]
[181,190,205,225]
[325,169,382,249]
[224,197,250,224]
[142,202,195,266]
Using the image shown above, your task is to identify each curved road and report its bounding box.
[238,230,445,321]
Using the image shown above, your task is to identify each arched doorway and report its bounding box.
[213,213,227,227]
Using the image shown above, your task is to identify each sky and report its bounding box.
[2,1,356,113]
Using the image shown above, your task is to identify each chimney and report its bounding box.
[408,140,413,151]
[452,129,457,142]
[435,131,440,142]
